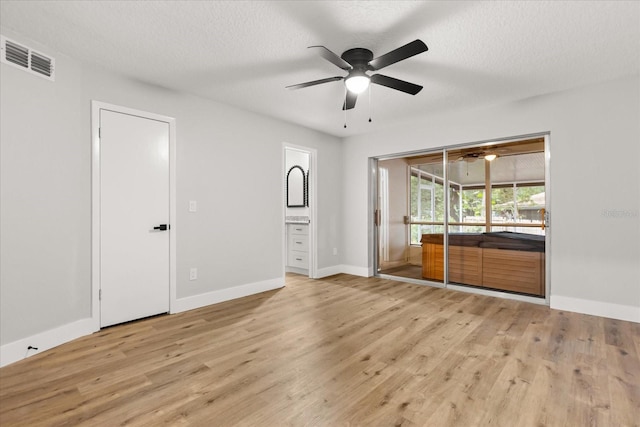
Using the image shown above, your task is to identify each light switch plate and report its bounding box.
[189,200,197,212]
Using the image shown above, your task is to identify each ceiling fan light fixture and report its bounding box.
[484,153,497,161]
[345,73,370,94]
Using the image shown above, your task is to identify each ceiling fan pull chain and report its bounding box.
[368,85,372,123]
[344,86,348,128]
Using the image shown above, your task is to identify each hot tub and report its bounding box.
[421,232,545,296]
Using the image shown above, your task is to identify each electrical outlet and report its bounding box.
[189,200,197,212]
[189,268,198,280]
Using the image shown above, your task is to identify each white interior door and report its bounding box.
[100,109,170,327]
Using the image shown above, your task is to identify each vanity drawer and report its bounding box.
[288,234,308,251]
[288,250,308,268]
[289,224,308,235]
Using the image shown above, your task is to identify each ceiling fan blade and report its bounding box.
[371,74,423,95]
[286,76,343,90]
[342,91,357,110]
[309,46,353,70]
[368,39,428,71]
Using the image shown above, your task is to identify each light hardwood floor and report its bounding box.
[1,273,639,426]
[378,264,424,281]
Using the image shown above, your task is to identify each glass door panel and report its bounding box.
[446,142,547,296]
[446,155,486,286]
[377,158,423,280]
[409,152,445,282]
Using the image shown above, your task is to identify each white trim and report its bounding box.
[281,147,286,280]
[316,265,344,278]
[0,318,95,368]
[91,101,177,328]
[339,264,371,277]
[168,113,178,314]
[91,102,101,330]
[173,278,285,314]
[305,142,319,279]
[286,266,309,275]
[551,296,640,323]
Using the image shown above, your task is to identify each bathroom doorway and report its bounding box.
[284,144,317,279]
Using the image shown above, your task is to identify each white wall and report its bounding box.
[342,75,640,321]
[0,28,343,353]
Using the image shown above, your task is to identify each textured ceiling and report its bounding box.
[1,1,638,137]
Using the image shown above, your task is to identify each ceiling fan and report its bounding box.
[457,146,513,162]
[458,152,485,162]
[286,39,428,111]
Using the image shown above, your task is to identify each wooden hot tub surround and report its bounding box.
[421,232,545,297]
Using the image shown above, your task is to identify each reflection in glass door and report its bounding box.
[377,158,422,279]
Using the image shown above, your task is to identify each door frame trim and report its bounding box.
[91,101,177,330]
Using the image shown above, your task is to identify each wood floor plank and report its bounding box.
[1,273,638,426]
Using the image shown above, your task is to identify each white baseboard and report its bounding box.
[0,318,97,368]
[550,295,640,323]
[315,265,344,278]
[285,266,308,276]
[338,264,371,277]
[172,277,285,314]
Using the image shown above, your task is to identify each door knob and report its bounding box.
[153,224,170,231]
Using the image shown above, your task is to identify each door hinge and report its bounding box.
[99,289,102,300]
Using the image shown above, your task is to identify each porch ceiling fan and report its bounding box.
[286,39,428,111]
[457,146,513,162]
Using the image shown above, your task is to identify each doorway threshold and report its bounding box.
[376,274,548,306]
[377,274,445,288]
[446,283,548,306]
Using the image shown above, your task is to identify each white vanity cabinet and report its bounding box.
[287,224,308,270]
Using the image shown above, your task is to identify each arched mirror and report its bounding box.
[287,165,306,207]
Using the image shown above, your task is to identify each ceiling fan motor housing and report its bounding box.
[341,48,374,74]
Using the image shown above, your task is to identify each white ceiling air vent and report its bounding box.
[1,35,55,81]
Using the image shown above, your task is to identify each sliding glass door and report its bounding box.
[375,136,548,299]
